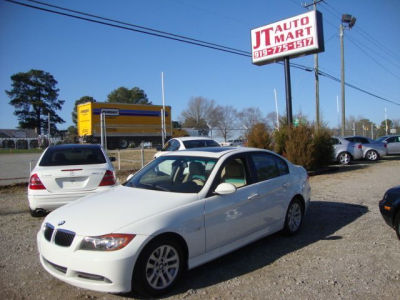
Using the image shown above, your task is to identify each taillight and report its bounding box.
[384,144,387,148]
[357,144,362,149]
[29,174,46,190]
[99,170,116,186]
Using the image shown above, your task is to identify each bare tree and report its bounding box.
[180,97,216,134]
[214,105,238,142]
[237,107,266,131]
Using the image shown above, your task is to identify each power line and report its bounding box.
[25,0,251,56]
[4,0,400,107]
[5,0,250,57]
[346,36,400,80]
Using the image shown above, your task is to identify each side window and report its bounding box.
[250,153,280,182]
[387,137,396,143]
[218,157,247,188]
[274,156,289,175]
[205,140,220,147]
[165,140,180,151]
[331,138,340,145]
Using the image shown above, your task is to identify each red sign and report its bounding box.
[251,10,324,65]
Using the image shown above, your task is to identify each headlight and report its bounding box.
[80,234,135,251]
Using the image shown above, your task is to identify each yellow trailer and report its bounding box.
[77,102,172,148]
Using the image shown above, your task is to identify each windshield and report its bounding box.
[374,137,386,143]
[125,156,217,193]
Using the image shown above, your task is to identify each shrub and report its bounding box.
[246,123,273,150]
[273,124,289,155]
[311,128,334,169]
[275,124,334,170]
[285,124,314,169]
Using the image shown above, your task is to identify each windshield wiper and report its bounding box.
[139,183,170,192]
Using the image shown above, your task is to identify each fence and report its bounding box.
[107,146,157,172]
[0,137,62,149]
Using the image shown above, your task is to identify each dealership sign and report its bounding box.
[251,10,324,65]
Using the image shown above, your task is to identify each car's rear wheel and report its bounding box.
[338,152,351,165]
[133,237,184,297]
[283,198,304,235]
[395,212,400,240]
[366,150,379,161]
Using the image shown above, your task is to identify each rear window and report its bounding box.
[183,140,219,149]
[39,146,106,166]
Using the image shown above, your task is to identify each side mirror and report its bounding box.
[109,156,116,162]
[214,183,237,195]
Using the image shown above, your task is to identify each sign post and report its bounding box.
[251,10,324,125]
[100,109,119,150]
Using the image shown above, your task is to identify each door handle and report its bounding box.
[283,183,290,188]
[247,193,259,200]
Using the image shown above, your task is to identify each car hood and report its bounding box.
[44,185,198,236]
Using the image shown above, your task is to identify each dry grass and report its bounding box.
[107,148,157,172]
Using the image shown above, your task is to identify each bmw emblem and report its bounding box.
[58,220,66,226]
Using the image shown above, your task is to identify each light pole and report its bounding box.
[340,14,356,136]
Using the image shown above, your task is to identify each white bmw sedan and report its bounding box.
[37,147,310,296]
[28,144,117,216]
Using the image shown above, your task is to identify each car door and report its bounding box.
[204,155,261,252]
[248,152,292,232]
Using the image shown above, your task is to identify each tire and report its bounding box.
[365,150,379,161]
[30,208,46,217]
[283,198,304,235]
[395,212,400,240]
[132,236,184,297]
[119,139,129,149]
[338,152,351,165]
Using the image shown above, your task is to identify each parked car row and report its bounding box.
[332,135,400,165]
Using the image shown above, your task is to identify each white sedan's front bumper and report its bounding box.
[37,229,148,293]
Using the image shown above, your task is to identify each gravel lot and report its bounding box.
[1,157,399,299]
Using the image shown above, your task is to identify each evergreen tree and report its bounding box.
[6,69,65,134]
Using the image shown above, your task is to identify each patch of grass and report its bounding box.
[0,148,43,154]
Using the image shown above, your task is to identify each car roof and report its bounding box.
[158,147,274,159]
[47,144,102,150]
[172,137,216,142]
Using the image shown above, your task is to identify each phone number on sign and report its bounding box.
[253,37,314,59]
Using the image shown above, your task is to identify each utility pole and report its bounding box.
[303,0,322,130]
[340,14,356,136]
[340,23,345,136]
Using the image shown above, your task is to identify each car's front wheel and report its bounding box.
[366,150,379,161]
[283,198,304,235]
[133,237,184,297]
[338,152,351,165]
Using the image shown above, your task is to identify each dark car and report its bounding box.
[379,186,400,240]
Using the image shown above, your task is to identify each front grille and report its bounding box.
[42,223,75,247]
[44,223,54,241]
[54,229,75,247]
